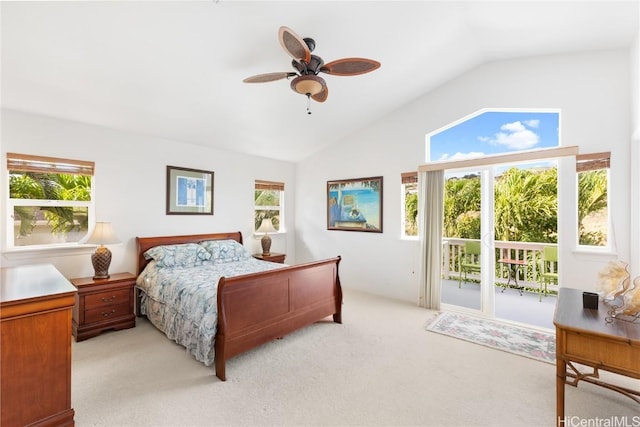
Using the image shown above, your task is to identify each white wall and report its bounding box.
[296,49,633,302]
[1,109,297,279]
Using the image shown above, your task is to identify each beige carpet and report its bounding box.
[72,289,639,426]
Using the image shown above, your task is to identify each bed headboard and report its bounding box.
[135,231,243,276]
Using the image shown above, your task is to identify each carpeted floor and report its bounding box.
[71,289,639,426]
[425,311,556,364]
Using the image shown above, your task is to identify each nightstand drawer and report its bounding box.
[85,289,130,309]
[84,303,130,324]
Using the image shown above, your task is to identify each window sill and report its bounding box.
[571,246,618,259]
[2,244,95,261]
[253,231,286,238]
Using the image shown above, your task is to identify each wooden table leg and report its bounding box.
[556,357,566,426]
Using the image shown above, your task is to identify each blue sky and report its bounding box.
[428,111,560,162]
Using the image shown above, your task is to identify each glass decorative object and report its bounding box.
[620,277,640,317]
[597,261,640,325]
[596,260,631,301]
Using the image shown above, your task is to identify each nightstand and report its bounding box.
[253,253,286,263]
[71,272,136,341]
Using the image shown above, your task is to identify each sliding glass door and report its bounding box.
[441,167,495,316]
[439,160,559,329]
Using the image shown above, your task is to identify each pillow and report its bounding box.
[144,243,211,268]
[199,239,251,263]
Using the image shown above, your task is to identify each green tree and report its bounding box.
[444,168,558,243]
[443,166,607,245]
[404,186,418,236]
[577,169,608,245]
[493,167,557,243]
[9,172,91,238]
[444,174,481,238]
[254,189,280,230]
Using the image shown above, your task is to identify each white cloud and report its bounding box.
[524,119,540,128]
[480,120,540,150]
[501,121,527,132]
[439,151,485,161]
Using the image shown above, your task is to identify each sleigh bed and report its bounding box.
[135,231,342,381]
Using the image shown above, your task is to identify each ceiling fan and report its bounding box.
[243,26,381,114]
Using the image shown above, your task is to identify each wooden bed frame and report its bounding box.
[135,231,342,381]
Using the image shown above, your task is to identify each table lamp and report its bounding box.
[256,218,276,256]
[85,221,120,279]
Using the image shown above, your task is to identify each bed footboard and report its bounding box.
[214,256,342,381]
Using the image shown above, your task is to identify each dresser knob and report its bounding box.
[102,309,116,317]
[101,295,116,303]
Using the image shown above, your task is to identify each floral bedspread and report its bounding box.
[136,258,284,366]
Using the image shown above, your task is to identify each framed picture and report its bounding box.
[327,176,383,232]
[166,166,214,215]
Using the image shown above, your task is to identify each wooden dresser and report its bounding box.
[1,264,76,427]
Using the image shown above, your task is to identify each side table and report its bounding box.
[71,272,136,341]
[253,253,286,264]
[498,258,527,295]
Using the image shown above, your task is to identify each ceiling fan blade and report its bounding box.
[312,86,328,103]
[321,58,381,76]
[243,72,296,83]
[278,26,311,63]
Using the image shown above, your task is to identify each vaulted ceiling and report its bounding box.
[2,1,638,162]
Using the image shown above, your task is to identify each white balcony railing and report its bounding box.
[442,238,558,293]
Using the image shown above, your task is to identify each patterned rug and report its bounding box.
[425,311,556,364]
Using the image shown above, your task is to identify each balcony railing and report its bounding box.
[442,238,558,294]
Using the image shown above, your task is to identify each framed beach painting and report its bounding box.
[166,166,214,215]
[327,176,383,232]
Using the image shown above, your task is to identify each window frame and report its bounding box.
[401,172,419,239]
[575,152,610,250]
[254,180,285,234]
[6,152,95,250]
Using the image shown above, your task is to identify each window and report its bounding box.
[401,172,418,237]
[427,109,563,245]
[254,180,284,232]
[576,152,610,248]
[7,153,94,248]
[428,110,560,162]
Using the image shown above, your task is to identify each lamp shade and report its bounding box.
[290,75,326,96]
[84,221,120,279]
[256,218,276,234]
[85,221,120,246]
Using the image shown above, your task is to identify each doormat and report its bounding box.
[425,311,555,364]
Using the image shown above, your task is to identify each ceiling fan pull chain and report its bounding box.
[306,94,312,115]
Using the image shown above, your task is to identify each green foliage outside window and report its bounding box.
[445,168,559,243]
[404,184,418,236]
[254,189,281,231]
[494,168,558,243]
[444,174,482,239]
[10,172,92,240]
[577,169,608,246]
[410,166,608,246]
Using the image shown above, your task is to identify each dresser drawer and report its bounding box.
[85,288,130,310]
[84,303,130,324]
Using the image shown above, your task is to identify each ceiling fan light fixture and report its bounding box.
[291,75,326,96]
